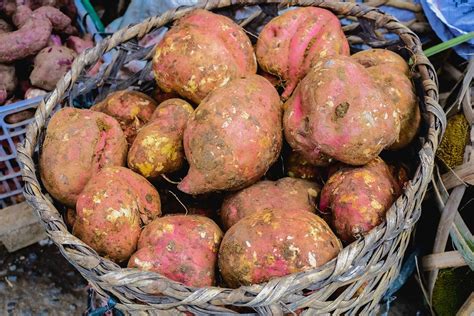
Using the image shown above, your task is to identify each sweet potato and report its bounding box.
[151,88,179,105]
[0,6,72,63]
[218,208,342,287]
[351,49,409,75]
[66,34,93,54]
[286,151,321,180]
[0,64,17,98]
[178,75,282,194]
[128,215,222,287]
[153,9,257,104]
[0,89,6,104]
[30,45,76,90]
[283,56,400,165]
[319,157,400,242]
[40,108,127,207]
[25,87,47,99]
[220,177,320,230]
[0,19,13,33]
[352,50,419,150]
[91,90,158,145]
[369,66,420,149]
[73,166,161,263]
[256,7,349,99]
[4,109,35,123]
[128,98,193,178]
[47,34,62,46]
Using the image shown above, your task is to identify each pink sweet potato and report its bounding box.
[283,55,400,166]
[73,166,161,263]
[128,215,222,287]
[153,9,257,104]
[178,75,282,194]
[128,98,194,178]
[218,208,342,287]
[0,5,71,63]
[66,34,93,54]
[352,50,419,150]
[30,45,76,91]
[40,108,127,207]
[91,90,158,145]
[256,7,349,99]
[319,157,400,242]
[25,87,47,99]
[220,177,320,230]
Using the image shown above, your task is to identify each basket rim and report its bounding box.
[18,0,446,313]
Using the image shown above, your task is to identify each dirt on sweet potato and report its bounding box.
[40,108,127,207]
[283,55,400,166]
[178,75,282,194]
[91,90,158,145]
[319,157,400,242]
[220,177,320,230]
[218,208,342,287]
[352,49,420,150]
[128,215,222,287]
[128,98,193,178]
[153,9,257,104]
[73,167,161,263]
[256,7,349,99]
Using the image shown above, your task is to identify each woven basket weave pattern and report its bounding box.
[18,1,446,314]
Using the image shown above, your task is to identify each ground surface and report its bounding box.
[0,240,88,316]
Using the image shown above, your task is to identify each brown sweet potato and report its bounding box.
[73,166,161,263]
[0,64,17,98]
[220,177,320,230]
[256,7,349,99]
[91,90,158,145]
[30,45,76,91]
[128,98,193,178]
[218,208,342,287]
[368,66,420,149]
[286,151,322,180]
[352,50,419,150]
[283,56,400,166]
[178,75,282,194]
[351,49,409,75]
[319,157,400,242]
[4,109,35,123]
[128,215,222,287]
[153,9,257,104]
[0,6,72,63]
[40,108,127,207]
[0,19,13,33]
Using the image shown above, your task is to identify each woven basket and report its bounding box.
[19,1,446,314]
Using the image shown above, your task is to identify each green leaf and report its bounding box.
[424,32,474,57]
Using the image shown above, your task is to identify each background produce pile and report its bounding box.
[0,0,95,107]
[38,7,424,294]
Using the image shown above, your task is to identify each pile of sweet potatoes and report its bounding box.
[0,2,94,107]
[38,7,420,292]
